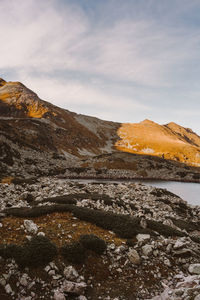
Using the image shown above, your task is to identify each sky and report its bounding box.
[0,0,200,134]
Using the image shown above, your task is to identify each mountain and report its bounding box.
[1,79,200,299]
[116,119,200,166]
[0,78,200,181]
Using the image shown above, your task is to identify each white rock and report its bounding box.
[5,284,12,294]
[62,280,87,295]
[49,270,56,276]
[117,268,122,273]
[153,250,159,257]
[174,238,186,250]
[188,264,200,275]
[142,244,153,256]
[128,249,140,265]
[136,234,150,243]
[166,244,172,253]
[78,296,87,300]
[140,218,147,228]
[194,295,200,300]
[109,243,116,250]
[24,220,38,234]
[20,274,28,286]
[37,232,45,236]
[64,266,79,280]
[49,261,58,270]
[164,259,171,267]
[0,278,6,286]
[54,290,66,300]
[44,265,51,273]
[26,235,32,241]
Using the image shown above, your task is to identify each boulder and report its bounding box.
[54,290,66,300]
[188,264,200,275]
[24,220,38,234]
[63,266,79,280]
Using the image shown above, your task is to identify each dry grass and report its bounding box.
[0,212,125,247]
[115,121,200,166]
[1,177,13,184]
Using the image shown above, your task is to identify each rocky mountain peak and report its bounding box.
[0,80,49,118]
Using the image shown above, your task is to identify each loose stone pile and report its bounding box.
[0,178,200,299]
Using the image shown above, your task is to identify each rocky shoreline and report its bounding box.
[57,174,200,184]
[0,178,200,299]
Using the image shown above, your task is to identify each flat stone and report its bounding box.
[19,274,28,287]
[62,280,87,295]
[5,284,12,294]
[173,249,193,258]
[174,238,187,250]
[37,231,45,236]
[54,290,66,300]
[128,249,141,265]
[188,264,200,275]
[0,278,6,286]
[136,234,150,243]
[142,244,153,256]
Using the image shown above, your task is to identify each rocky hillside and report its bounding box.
[1,78,200,300]
[0,78,200,182]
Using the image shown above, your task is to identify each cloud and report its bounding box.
[0,0,200,133]
[1,0,199,86]
[18,73,150,121]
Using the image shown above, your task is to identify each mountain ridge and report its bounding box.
[0,78,200,181]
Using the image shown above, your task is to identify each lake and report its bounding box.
[71,179,200,206]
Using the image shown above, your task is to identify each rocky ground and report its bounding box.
[0,178,200,299]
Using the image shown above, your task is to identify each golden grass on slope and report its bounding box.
[27,104,49,118]
[0,79,6,87]
[115,121,200,166]
[0,81,49,118]
[1,177,13,184]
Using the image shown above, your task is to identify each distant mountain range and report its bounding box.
[0,78,200,180]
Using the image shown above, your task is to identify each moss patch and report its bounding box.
[0,236,57,267]
[79,234,107,255]
[60,241,86,264]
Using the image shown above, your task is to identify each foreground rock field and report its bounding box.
[0,178,200,299]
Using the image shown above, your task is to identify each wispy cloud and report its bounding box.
[0,0,200,133]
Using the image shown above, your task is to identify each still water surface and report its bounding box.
[72,179,200,206]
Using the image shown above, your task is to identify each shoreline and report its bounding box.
[56,175,200,184]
